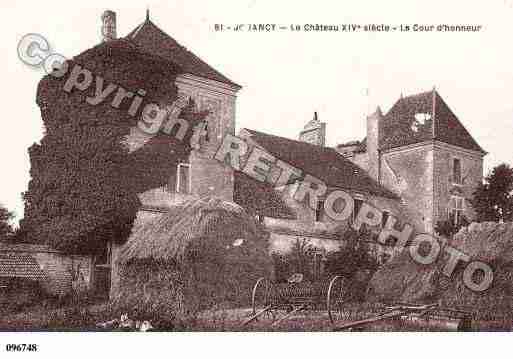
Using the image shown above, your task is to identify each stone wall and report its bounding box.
[177,74,238,202]
[377,141,483,234]
[433,141,484,225]
[264,181,404,261]
[380,143,435,233]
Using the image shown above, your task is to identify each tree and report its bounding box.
[21,120,140,252]
[21,41,210,253]
[20,41,180,253]
[325,228,379,277]
[471,163,513,223]
[0,204,14,239]
[435,215,469,238]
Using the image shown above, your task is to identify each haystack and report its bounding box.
[367,222,513,324]
[366,249,442,304]
[438,222,513,319]
[111,197,273,328]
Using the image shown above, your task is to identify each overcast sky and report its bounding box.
[1,0,512,223]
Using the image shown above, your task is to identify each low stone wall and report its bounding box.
[0,243,92,297]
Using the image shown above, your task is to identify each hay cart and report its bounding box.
[244,276,473,331]
[243,275,347,327]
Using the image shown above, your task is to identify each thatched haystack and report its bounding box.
[439,222,513,319]
[367,222,513,325]
[366,249,441,304]
[111,197,273,328]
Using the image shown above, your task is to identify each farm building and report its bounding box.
[0,242,92,305]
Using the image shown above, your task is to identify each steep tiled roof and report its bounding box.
[432,91,485,153]
[241,129,398,199]
[0,253,47,281]
[380,90,485,153]
[126,19,240,87]
[234,171,296,220]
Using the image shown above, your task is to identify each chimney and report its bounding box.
[367,106,383,182]
[299,112,326,147]
[101,10,117,42]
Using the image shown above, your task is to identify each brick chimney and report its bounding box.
[299,112,326,147]
[367,106,383,182]
[101,10,117,42]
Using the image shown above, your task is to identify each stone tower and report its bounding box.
[362,89,486,233]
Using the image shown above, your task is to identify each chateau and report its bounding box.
[111,10,486,295]
[1,10,486,301]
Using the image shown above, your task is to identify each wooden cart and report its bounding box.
[243,275,347,326]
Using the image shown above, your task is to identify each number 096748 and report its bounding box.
[5,344,38,352]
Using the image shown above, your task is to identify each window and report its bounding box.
[449,195,465,226]
[176,163,191,194]
[204,121,210,142]
[352,198,363,223]
[382,211,390,228]
[94,242,112,267]
[453,158,462,184]
[315,200,324,222]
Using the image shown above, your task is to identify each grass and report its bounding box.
[0,303,110,331]
[1,301,511,331]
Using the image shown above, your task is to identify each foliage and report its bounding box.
[434,215,469,238]
[272,229,380,287]
[0,204,14,240]
[471,163,513,223]
[20,40,207,253]
[324,228,380,277]
[271,238,320,282]
[21,119,139,252]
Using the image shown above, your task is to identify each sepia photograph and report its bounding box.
[1,0,512,357]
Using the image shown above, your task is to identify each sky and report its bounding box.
[1,0,512,224]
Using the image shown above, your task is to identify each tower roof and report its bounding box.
[380,89,485,153]
[126,17,240,88]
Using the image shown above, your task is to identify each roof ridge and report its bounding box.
[243,128,330,152]
[433,91,486,153]
[125,18,239,87]
[381,89,485,153]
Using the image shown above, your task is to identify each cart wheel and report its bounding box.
[327,275,347,324]
[251,277,273,320]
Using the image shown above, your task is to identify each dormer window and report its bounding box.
[414,112,431,124]
[411,113,431,132]
[453,158,462,184]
